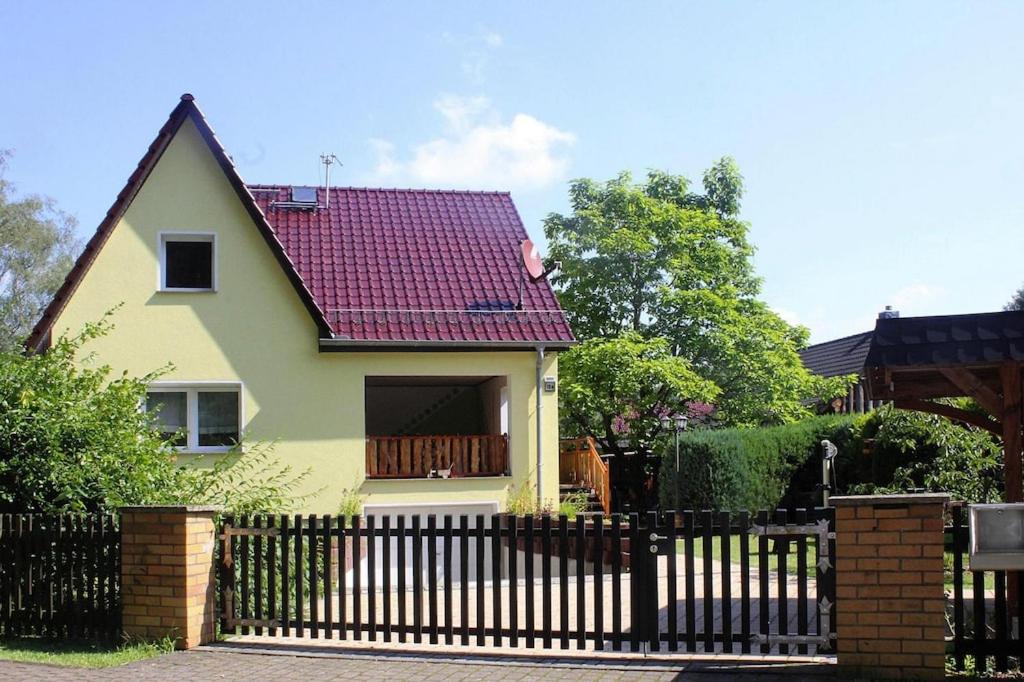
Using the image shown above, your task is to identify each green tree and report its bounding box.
[559,334,718,509]
[546,163,847,428]
[1005,284,1024,311]
[0,316,310,513]
[0,151,79,350]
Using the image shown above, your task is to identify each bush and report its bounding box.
[659,415,857,511]
[658,403,1003,511]
[0,317,312,514]
[842,403,1002,503]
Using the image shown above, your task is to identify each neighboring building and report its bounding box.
[799,307,899,414]
[28,94,575,515]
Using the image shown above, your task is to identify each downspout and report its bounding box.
[536,346,545,509]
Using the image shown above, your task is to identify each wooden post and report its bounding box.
[1001,361,1023,503]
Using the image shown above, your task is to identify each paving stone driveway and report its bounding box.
[0,646,843,681]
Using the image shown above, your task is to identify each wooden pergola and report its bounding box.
[864,310,1024,502]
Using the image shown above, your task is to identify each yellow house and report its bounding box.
[28,94,575,516]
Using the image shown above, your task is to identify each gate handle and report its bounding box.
[649,532,667,542]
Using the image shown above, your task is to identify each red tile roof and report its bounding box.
[250,186,575,346]
[28,94,574,351]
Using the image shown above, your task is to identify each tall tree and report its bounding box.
[1005,284,1024,312]
[0,151,78,350]
[546,163,849,508]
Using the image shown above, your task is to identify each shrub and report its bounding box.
[843,403,1001,503]
[658,403,1003,511]
[0,317,311,514]
[658,415,857,511]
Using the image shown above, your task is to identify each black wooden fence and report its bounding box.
[220,508,834,655]
[948,505,1024,674]
[0,513,120,640]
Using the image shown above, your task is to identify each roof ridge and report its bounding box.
[803,330,873,349]
[245,183,512,197]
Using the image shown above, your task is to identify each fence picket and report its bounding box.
[775,509,789,655]
[352,515,361,641]
[474,514,485,646]
[490,514,501,647]
[428,515,439,644]
[541,514,552,648]
[739,511,751,655]
[323,514,332,640]
[593,513,604,651]
[412,515,422,643]
[280,514,290,637]
[443,515,453,645]
[507,515,518,647]
[365,514,375,642]
[380,514,389,643]
[610,514,622,651]
[720,511,733,654]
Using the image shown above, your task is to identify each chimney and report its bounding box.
[878,305,900,320]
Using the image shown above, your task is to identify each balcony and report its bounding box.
[365,434,509,479]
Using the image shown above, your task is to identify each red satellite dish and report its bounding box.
[521,239,546,281]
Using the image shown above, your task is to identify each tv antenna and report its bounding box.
[517,239,560,310]
[320,153,341,209]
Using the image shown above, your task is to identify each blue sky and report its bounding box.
[2,1,1022,342]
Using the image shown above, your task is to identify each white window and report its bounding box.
[146,383,241,452]
[159,233,216,291]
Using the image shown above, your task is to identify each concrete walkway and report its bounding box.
[0,644,842,681]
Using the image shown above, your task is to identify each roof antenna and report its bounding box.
[320,154,340,210]
[518,239,560,310]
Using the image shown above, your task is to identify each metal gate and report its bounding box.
[218,508,835,655]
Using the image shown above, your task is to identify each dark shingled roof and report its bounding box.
[799,331,873,378]
[865,310,1024,369]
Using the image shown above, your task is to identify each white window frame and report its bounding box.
[146,381,243,453]
[158,232,217,292]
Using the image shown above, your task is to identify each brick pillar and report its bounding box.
[831,493,949,681]
[120,505,220,649]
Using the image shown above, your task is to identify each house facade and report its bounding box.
[28,95,575,515]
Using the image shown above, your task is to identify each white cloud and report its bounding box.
[481,31,503,48]
[890,282,945,310]
[368,95,575,192]
[443,28,504,84]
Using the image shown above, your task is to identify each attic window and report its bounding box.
[160,233,215,291]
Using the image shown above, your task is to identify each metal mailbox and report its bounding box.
[969,503,1024,570]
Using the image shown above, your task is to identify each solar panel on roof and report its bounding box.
[291,186,318,204]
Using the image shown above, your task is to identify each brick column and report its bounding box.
[831,493,949,681]
[120,505,220,649]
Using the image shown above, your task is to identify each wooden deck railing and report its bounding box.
[366,434,509,479]
[559,436,612,515]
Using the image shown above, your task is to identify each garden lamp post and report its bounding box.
[661,413,689,512]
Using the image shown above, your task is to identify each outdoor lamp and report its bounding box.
[661,413,689,512]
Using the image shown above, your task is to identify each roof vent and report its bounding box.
[878,305,900,320]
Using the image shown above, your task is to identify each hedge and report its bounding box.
[658,404,1003,512]
[658,415,858,512]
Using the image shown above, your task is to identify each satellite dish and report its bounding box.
[521,239,547,282]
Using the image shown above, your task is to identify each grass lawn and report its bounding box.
[682,535,819,579]
[0,638,173,668]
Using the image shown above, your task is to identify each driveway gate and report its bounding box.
[218,509,835,654]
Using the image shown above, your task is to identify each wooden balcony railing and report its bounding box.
[559,436,612,515]
[366,434,509,479]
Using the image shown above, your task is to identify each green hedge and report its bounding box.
[658,404,1003,511]
[659,415,857,512]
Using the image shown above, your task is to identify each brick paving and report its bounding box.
[0,646,841,681]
